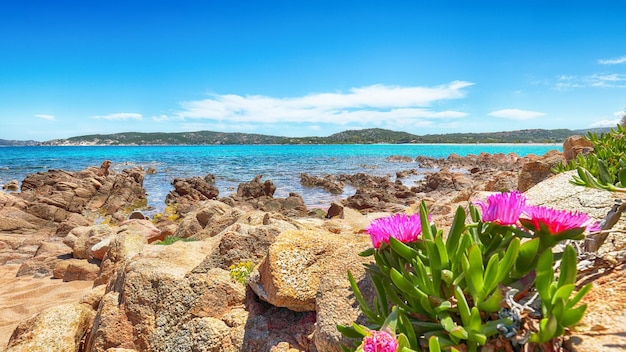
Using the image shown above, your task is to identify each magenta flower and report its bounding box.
[366,213,424,249]
[474,191,526,225]
[523,205,601,234]
[361,330,398,352]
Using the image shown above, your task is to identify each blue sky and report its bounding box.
[1,0,625,141]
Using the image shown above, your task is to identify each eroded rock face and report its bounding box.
[517,150,564,192]
[525,170,626,254]
[165,175,219,213]
[6,303,95,352]
[341,173,415,213]
[563,135,594,162]
[248,229,370,312]
[19,165,146,223]
[172,200,244,240]
[300,173,345,194]
[85,239,242,352]
[223,175,309,218]
[0,163,147,271]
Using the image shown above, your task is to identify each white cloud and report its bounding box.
[588,73,626,87]
[590,119,620,128]
[35,114,55,121]
[90,113,142,120]
[599,55,626,65]
[488,109,546,120]
[555,73,626,89]
[175,81,473,126]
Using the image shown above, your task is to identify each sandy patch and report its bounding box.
[0,264,94,350]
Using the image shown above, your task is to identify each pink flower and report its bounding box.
[366,213,424,248]
[361,330,398,352]
[474,191,526,225]
[522,205,601,234]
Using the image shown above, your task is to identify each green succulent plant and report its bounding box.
[339,194,595,352]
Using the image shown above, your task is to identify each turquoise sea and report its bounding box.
[0,144,560,213]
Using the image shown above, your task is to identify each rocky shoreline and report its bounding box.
[1,136,625,351]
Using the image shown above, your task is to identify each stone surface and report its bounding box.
[563,135,595,162]
[53,258,101,281]
[86,238,239,352]
[6,303,95,352]
[517,150,564,192]
[249,229,368,312]
[524,170,626,254]
[314,242,374,352]
[172,200,244,240]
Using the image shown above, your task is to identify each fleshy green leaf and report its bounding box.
[446,206,467,254]
[513,238,539,279]
[420,201,434,241]
[566,283,593,309]
[482,254,500,296]
[348,271,377,320]
[454,286,471,327]
[336,324,365,339]
[389,236,420,261]
[464,245,485,302]
[551,284,575,306]
[535,249,554,303]
[557,245,578,287]
[428,336,442,352]
[358,247,375,257]
[491,237,520,289]
[561,304,588,327]
[399,311,418,347]
[477,288,503,313]
[390,267,427,300]
[598,159,613,184]
[449,326,469,340]
[469,306,482,332]
[619,168,626,188]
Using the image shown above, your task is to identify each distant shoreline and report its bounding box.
[1,142,563,147]
[2,127,604,146]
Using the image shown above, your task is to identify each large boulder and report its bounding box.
[314,242,374,352]
[222,176,309,218]
[517,150,564,192]
[341,173,415,213]
[192,213,301,272]
[64,224,117,260]
[563,135,594,162]
[6,303,95,352]
[19,164,146,225]
[165,175,219,213]
[172,200,244,240]
[248,229,370,312]
[85,238,243,352]
[93,231,147,287]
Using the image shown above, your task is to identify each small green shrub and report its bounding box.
[553,124,626,192]
[229,261,254,284]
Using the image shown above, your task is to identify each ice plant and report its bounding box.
[366,213,424,248]
[340,200,593,352]
[522,205,601,234]
[359,330,398,352]
[473,191,526,225]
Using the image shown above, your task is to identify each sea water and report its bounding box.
[0,144,560,213]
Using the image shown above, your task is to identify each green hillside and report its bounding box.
[25,127,614,146]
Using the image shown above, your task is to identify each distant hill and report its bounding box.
[0,138,39,146]
[6,126,614,146]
